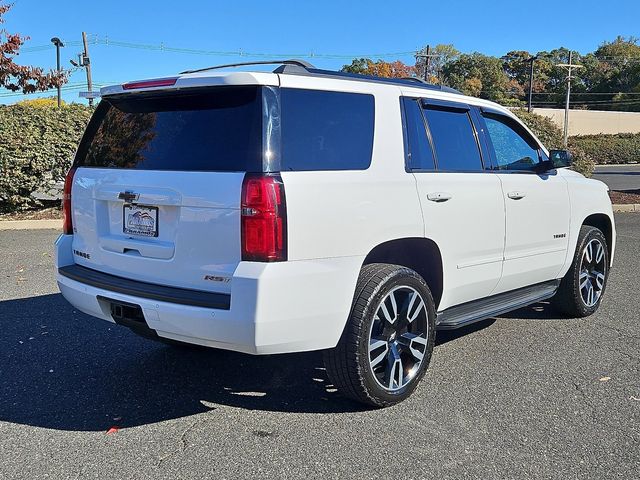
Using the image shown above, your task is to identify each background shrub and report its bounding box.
[0,102,92,212]
[570,133,640,165]
[513,109,595,177]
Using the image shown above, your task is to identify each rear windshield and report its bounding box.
[75,87,262,172]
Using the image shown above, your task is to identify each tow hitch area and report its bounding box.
[98,296,158,339]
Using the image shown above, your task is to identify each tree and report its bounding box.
[341,58,414,78]
[414,44,460,83]
[341,58,369,75]
[0,2,67,93]
[442,53,509,101]
[593,36,640,91]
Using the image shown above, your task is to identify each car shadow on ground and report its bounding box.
[0,293,559,432]
[0,294,371,431]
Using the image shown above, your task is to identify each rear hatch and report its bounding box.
[70,85,264,294]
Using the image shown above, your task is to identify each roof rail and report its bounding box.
[298,68,464,95]
[180,59,315,75]
[179,59,463,95]
[400,77,428,84]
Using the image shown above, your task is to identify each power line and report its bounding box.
[18,35,418,60]
[531,92,640,96]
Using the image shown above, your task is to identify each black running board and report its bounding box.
[436,280,560,330]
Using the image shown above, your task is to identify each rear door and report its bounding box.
[477,109,570,293]
[70,86,264,294]
[402,96,506,310]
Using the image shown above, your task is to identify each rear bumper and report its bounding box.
[58,264,231,310]
[55,234,362,354]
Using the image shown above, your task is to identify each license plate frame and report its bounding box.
[122,204,159,238]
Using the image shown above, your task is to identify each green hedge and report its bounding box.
[0,103,93,212]
[569,133,640,165]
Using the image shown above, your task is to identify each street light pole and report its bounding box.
[81,32,94,107]
[527,56,537,113]
[50,37,64,107]
[557,52,584,148]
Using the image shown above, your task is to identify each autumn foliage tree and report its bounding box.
[341,58,415,78]
[0,2,67,93]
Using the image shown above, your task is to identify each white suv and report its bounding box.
[55,60,616,406]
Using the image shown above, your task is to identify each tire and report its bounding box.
[553,225,609,318]
[323,263,436,407]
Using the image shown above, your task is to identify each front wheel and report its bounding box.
[323,263,436,407]
[553,225,610,317]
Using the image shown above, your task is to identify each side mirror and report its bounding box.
[549,149,573,168]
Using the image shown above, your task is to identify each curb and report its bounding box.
[0,219,61,231]
[612,204,640,213]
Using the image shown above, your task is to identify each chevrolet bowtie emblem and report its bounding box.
[118,191,140,202]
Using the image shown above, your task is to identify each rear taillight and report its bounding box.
[62,167,76,234]
[241,174,287,262]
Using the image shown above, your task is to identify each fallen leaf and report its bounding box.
[106,426,120,435]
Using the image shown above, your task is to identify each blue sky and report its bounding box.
[2,0,639,104]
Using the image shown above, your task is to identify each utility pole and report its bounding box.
[527,56,537,113]
[81,32,94,106]
[557,52,584,147]
[50,37,64,107]
[416,45,439,82]
[424,45,431,82]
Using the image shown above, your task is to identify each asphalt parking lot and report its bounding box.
[593,164,640,191]
[1,214,638,480]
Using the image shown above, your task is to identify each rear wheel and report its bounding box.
[553,226,609,317]
[324,263,436,407]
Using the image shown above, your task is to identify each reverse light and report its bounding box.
[241,174,287,262]
[62,167,76,234]
[122,78,177,90]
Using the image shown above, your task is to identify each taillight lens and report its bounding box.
[122,78,177,90]
[62,167,76,234]
[241,174,287,262]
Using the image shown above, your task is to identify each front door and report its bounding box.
[478,110,571,293]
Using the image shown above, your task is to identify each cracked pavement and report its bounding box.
[0,214,638,479]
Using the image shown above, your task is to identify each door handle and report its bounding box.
[427,192,453,202]
[507,191,527,200]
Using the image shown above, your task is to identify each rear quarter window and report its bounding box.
[280,89,374,171]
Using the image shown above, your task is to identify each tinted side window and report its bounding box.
[280,89,374,171]
[402,98,436,171]
[483,114,541,171]
[423,107,483,171]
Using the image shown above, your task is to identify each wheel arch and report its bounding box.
[362,237,444,310]
[582,213,614,259]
